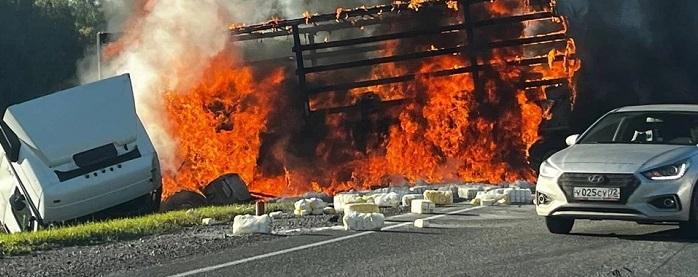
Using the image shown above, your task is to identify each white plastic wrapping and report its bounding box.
[401,194,423,207]
[232,215,271,234]
[343,212,385,231]
[344,203,380,214]
[333,193,372,211]
[373,192,401,208]
[411,199,435,214]
[423,190,454,205]
[294,198,327,216]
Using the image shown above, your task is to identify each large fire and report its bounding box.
[104,0,578,198]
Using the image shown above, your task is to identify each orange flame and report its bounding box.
[111,0,578,199]
[161,53,285,197]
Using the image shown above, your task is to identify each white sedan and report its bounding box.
[536,104,698,236]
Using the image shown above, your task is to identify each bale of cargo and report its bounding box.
[401,194,423,207]
[411,199,435,214]
[344,203,380,214]
[423,190,453,205]
[294,198,326,216]
[232,215,271,234]
[343,212,384,231]
[373,192,400,208]
[334,192,372,211]
[458,187,481,200]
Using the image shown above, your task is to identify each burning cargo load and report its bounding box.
[98,0,580,201]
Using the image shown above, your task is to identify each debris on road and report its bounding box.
[504,188,534,204]
[342,212,385,231]
[414,219,429,228]
[333,192,371,211]
[344,203,380,214]
[411,199,435,214]
[438,186,460,199]
[203,173,252,206]
[269,211,284,219]
[471,187,533,206]
[294,198,327,216]
[401,194,423,207]
[423,190,454,205]
[409,186,429,194]
[302,192,333,203]
[256,200,266,216]
[232,214,271,235]
[480,198,496,206]
[458,187,482,200]
[201,218,222,225]
[323,207,336,215]
[373,192,401,208]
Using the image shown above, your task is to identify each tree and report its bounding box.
[0,0,104,113]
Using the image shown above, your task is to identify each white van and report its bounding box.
[0,74,162,233]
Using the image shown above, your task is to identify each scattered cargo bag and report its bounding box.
[343,212,384,231]
[233,214,271,234]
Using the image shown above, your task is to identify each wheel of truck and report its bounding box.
[546,217,574,234]
[147,187,162,213]
[679,187,698,238]
[160,190,206,212]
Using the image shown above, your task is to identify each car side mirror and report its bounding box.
[565,134,580,146]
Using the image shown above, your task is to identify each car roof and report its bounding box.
[612,104,698,113]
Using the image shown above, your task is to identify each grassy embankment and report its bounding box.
[0,202,293,256]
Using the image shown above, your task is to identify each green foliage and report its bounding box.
[0,202,293,256]
[0,0,105,113]
[34,0,105,42]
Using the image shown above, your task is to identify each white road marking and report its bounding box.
[168,205,484,277]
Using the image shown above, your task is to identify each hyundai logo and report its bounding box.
[588,175,606,184]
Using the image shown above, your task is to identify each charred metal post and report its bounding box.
[307,33,318,66]
[96,32,120,80]
[292,25,311,116]
[462,0,482,98]
[97,32,103,80]
[96,32,114,80]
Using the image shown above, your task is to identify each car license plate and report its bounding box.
[573,187,621,201]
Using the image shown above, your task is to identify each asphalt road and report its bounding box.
[112,204,698,277]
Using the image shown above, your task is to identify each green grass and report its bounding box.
[0,202,293,256]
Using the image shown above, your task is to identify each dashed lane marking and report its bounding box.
[168,205,485,277]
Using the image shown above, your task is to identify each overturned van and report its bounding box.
[0,74,162,233]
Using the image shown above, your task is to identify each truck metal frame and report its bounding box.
[95,0,577,176]
[226,0,574,117]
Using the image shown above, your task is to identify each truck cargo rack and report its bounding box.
[228,0,575,116]
[98,0,576,117]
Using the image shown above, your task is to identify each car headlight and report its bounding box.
[642,160,690,180]
[539,160,562,178]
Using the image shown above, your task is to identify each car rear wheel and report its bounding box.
[546,217,574,234]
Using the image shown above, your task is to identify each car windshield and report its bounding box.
[578,111,698,145]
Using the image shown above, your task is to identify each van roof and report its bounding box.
[3,74,139,167]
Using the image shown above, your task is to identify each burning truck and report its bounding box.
[0,75,162,233]
[96,0,580,206]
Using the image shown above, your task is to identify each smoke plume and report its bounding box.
[82,0,393,174]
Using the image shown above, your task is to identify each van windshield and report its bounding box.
[578,111,698,145]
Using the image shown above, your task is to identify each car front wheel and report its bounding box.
[679,187,698,238]
[546,217,574,234]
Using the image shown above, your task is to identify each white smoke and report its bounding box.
[91,0,239,172]
[79,0,391,172]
